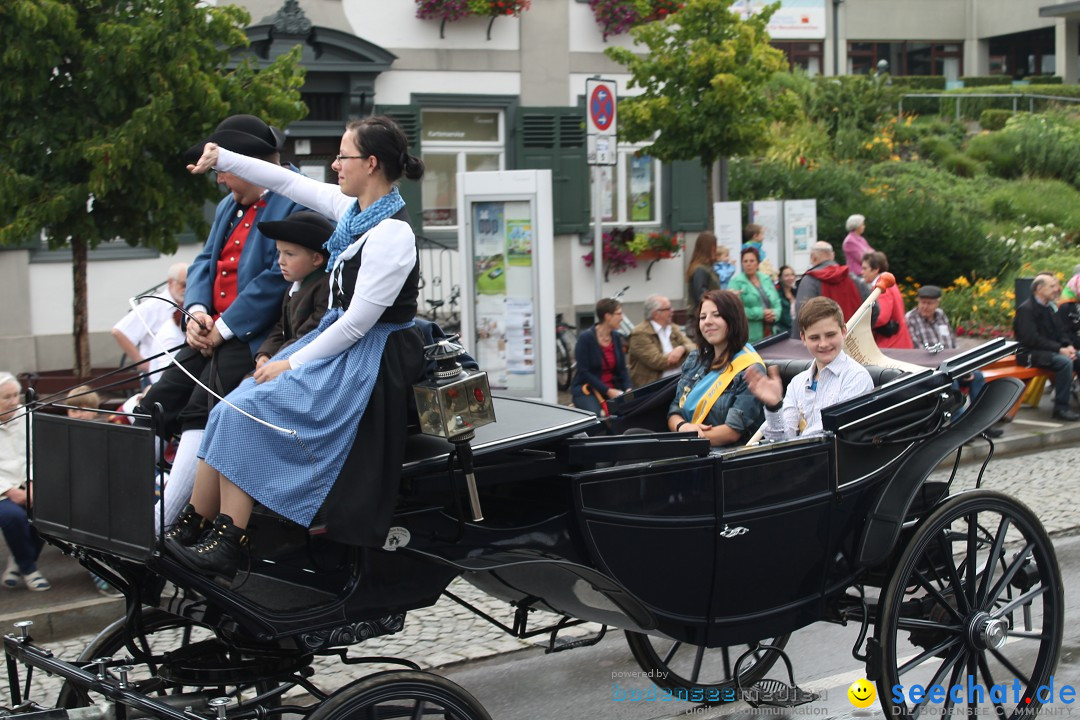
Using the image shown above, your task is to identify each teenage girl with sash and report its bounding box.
[667,289,766,447]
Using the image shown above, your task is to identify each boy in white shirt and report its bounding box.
[746,297,874,440]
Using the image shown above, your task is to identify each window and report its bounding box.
[590,150,661,225]
[772,42,823,77]
[848,41,963,77]
[420,110,505,230]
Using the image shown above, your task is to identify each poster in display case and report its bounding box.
[458,171,555,403]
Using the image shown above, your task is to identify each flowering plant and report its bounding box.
[626,229,681,256]
[582,227,639,275]
[583,226,680,276]
[416,0,529,21]
[589,0,682,40]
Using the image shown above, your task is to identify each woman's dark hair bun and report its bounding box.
[402,154,425,181]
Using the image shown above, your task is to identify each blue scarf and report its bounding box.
[323,187,405,271]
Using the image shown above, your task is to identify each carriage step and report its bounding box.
[740,679,819,708]
[734,643,819,708]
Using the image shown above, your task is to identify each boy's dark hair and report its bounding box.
[743,223,763,243]
[594,298,621,324]
[798,297,845,334]
[862,250,889,272]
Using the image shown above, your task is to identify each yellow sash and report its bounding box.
[681,349,764,425]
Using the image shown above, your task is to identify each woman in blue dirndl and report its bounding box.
[168,116,426,580]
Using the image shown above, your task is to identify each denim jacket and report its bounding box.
[668,349,765,446]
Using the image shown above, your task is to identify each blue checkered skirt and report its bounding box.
[199,309,414,526]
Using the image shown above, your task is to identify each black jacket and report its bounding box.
[572,326,631,396]
[1014,297,1071,365]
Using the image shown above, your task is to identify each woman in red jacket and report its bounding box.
[861,251,913,349]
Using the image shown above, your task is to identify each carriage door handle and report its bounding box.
[719,525,749,539]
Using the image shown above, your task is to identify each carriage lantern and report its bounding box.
[412,337,495,521]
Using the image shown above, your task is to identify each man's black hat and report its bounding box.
[258,211,335,254]
[183,114,286,163]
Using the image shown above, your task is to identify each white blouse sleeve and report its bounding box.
[215,148,354,221]
[288,219,416,368]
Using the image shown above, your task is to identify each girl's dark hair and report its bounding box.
[777,264,796,299]
[693,289,749,369]
[595,297,621,324]
[345,115,425,182]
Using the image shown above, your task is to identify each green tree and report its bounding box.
[605,0,786,225]
[0,0,306,376]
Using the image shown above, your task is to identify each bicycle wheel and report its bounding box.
[556,335,574,392]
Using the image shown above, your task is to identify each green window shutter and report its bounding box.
[374,105,424,235]
[665,160,708,231]
[515,108,589,234]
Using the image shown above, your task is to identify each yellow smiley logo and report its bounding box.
[848,679,877,708]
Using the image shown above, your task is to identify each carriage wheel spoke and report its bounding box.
[895,617,962,634]
[941,658,966,716]
[977,516,1011,607]
[897,636,963,677]
[988,646,1033,688]
[984,542,1036,611]
[690,644,706,684]
[966,512,980,610]
[721,647,732,679]
[936,531,972,615]
[978,655,1009,720]
[912,567,966,624]
[912,644,966,720]
[993,584,1047,619]
[662,642,682,666]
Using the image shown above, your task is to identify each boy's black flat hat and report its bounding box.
[258,211,335,253]
[183,114,286,163]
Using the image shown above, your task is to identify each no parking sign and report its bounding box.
[586,78,617,166]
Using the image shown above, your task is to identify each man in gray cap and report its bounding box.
[906,284,1003,435]
[140,114,309,527]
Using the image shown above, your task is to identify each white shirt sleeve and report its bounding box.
[763,378,800,442]
[215,148,353,221]
[288,219,416,368]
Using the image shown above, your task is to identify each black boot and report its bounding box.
[170,514,249,581]
[163,504,207,547]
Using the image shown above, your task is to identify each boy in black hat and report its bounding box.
[253,211,334,366]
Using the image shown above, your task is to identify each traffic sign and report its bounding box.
[585,78,617,166]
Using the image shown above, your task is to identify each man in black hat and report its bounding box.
[143,114,310,529]
[906,285,1004,435]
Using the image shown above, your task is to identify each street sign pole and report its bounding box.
[585,77,617,304]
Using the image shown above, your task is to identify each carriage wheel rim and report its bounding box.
[876,490,1063,720]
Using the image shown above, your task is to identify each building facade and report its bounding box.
[3,0,1077,373]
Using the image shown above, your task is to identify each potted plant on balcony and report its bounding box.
[416,0,531,39]
[626,228,681,260]
[588,0,682,40]
[583,227,680,281]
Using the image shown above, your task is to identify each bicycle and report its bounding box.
[555,313,577,392]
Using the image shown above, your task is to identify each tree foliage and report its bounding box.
[605,0,787,171]
[0,0,307,374]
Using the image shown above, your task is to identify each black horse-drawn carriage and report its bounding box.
[3,337,1062,720]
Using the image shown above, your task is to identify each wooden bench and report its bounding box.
[979,355,1056,419]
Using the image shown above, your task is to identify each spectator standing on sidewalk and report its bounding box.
[111,263,187,387]
[842,214,874,278]
[1014,272,1080,422]
[0,373,48,592]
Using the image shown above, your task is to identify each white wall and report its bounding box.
[29,247,201,336]
[373,70,521,104]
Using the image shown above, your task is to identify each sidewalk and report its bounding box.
[3,388,1079,660]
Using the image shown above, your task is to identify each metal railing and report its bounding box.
[416,234,460,331]
[899,92,1080,121]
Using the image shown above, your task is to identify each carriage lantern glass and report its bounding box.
[412,338,496,440]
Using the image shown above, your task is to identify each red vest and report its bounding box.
[212,199,267,317]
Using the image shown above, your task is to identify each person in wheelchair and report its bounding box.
[667,290,765,447]
[745,297,873,441]
[166,117,426,580]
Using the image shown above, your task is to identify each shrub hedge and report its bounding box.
[939,85,1080,119]
[978,109,1012,131]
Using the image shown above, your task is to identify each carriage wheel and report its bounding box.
[876,490,1063,720]
[306,670,491,720]
[57,609,291,710]
[624,630,790,703]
